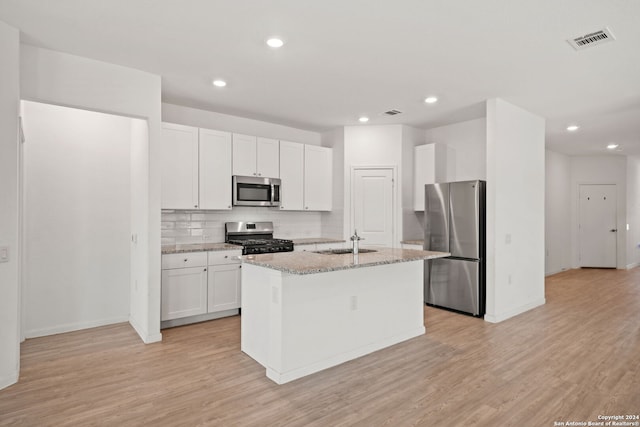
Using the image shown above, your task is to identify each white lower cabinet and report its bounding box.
[161,250,242,322]
[208,264,242,312]
[161,266,208,321]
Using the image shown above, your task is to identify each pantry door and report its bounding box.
[579,184,617,268]
[352,168,395,247]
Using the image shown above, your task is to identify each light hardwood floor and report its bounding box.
[1,268,639,426]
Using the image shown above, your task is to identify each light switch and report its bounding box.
[505,234,512,244]
[0,246,9,263]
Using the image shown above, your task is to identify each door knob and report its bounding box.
[610,229,618,232]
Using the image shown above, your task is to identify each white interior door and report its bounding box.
[352,168,394,247]
[579,184,617,268]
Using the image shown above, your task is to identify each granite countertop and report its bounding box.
[162,242,240,254]
[242,247,450,275]
[291,237,346,246]
[401,239,424,246]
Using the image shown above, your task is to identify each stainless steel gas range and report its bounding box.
[225,221,294,255]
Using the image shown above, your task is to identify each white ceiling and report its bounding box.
[1,0,639,156]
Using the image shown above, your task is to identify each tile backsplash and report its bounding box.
[161,207,323,245]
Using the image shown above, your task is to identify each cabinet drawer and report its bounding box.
[208,250,243,266]
[162,252,207,270]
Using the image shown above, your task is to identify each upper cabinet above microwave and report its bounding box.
[232,134,279,178]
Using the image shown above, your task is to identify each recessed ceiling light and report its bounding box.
[266,38,284,48]
[212,79,227,87]
[424,96,438,104]
[607,143,619,150]
[358,117,369,123]
[566,125,579,132]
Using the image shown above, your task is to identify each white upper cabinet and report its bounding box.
[279,141,305,211]
[199,129,232,210]
[232,133,257,176]
[304,145,332,211]
[232,134,279,178]
[256,137,280,178]
[280,143,332,211]
[413,143,456,211]
[161,123,199,209]
[160,123,232,210]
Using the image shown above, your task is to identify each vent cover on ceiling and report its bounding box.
[384,109,403,116]
[567,27,615,50]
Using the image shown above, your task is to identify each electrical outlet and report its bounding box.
[350,296,358,311]
[505,234,512,244]
[508,274,512,285]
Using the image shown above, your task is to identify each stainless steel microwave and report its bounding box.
[232,175,281,207]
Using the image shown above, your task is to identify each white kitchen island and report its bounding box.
[241,248,449,384]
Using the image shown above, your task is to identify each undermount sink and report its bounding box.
[313,248,377,255]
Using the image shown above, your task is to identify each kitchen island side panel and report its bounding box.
[241,261,425,384]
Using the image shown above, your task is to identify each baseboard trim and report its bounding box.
[484,298,546,323]
[0,371,19,391]
[24,316,130,339]
[545,268,570,277]
[626,262,639,270]
[129,316,162,344]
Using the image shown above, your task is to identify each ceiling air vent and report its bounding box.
[384,109,403,116]
[567,27,615,50]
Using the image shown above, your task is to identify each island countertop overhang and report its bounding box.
[241,248,450,275]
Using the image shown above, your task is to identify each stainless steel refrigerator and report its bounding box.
[424,180,485,317]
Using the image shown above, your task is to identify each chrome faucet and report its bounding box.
[350,230,364,255]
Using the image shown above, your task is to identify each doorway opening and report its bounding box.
[20,100,149,339]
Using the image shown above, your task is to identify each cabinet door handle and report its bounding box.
[224,255,228,258]
[204,268,207,272]
[228,205,231,209]
[194,205,198,208]
[184,258,188,262]
[258,173,262,176]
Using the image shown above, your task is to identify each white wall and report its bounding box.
[424,118,487,181]
[627,156,640,269]
[402,125,425,240]
[21,45,162,343]
[22,102,132,337]
[0,20,20,391]
[570,156,627,269]
[485,98,545,323]
[162,103,321,146]
[545,150,572,275]
[343,125,404,246]
[321,127,345,239]
[130,119,150,334]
